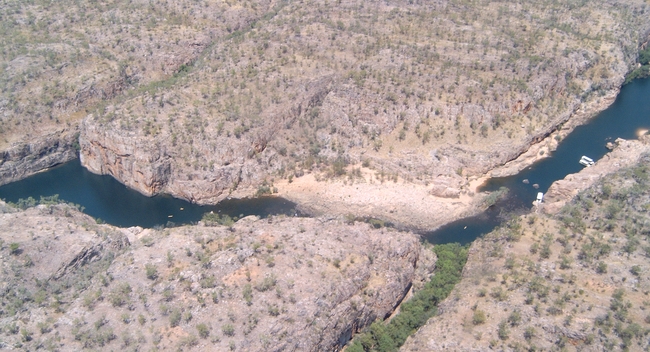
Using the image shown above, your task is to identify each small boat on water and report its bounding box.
[579,155,594,167]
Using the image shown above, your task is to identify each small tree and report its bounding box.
[169,309,181,327]
[508,310,521,327]
[472,310,486,325]
[9,243,20,255]
[498,321,509,340]
[524,327,535,341]
[145,264,158,280]
[197,323,210,339]
[222,324,235,337]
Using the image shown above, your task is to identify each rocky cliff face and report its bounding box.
[75,0,650,207]
[0,128,78,186]
[542,136,650,214]
[79,121,172,197]
[0,202,432,351]
[0,0,274,185]
[78,76,337,203]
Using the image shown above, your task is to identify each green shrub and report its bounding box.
[145,264,158,280]
[524,327,535,341]
[640,46,650,65]
[201,212,235,227]
[346,243,468,351]
[9,243,20,255]
[109,283,132,307]
[267,304,280,316]
[254,275,277,292]
[169,309,181,327]
[197,323,210,338]
[498,321,509,340]
[508,310,521,327]
[472,310,486,325]
[222,324,235,337]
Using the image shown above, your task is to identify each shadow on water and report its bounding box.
[425,77,650,244]
[0,160,301,228]
[422,194,529,245]
[0,78,649,234]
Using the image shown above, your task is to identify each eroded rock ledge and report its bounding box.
[0,128,78,186]
[0,202,434,351]
[542,136,650,213]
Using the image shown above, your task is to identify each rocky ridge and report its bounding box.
[0,202,434,351]
[401,150,650,351]
[75,0,650,207]
[0,128,78,186]
[0,0,279,181]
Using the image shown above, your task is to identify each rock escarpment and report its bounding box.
[542,136,650,213]
[0,202,431,351]
[75,0,649,207]
[78,77,336,203]
[0,128,78,186]
[0,0,275,185]
[80,121,172,197]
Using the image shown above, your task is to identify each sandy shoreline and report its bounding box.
[273,167,488,232]
[271,88,622,232]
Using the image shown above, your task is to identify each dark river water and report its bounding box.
[0,161,300,228]
[424,77,650,244]
[0,78,649,239]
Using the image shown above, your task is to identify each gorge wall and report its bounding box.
[0,202,434,351]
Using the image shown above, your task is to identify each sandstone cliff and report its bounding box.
[0,202,433,351]
[0,128,78,186]
[0,0,276,181]
[75,0,650,211]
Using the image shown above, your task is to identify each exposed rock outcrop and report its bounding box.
[542,136,650,213]
[79,121,172,196]
[0,128,78,186]
[78,77,336,203]
[0,202,432,351]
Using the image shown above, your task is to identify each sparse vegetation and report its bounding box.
[347,243,468,351]
[402,155,650,351]
[1,0,650,350]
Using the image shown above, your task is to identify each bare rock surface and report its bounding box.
[0,202,432,351]
[542,136,650,213]
[402,156,650,351]
[0,128,78,186]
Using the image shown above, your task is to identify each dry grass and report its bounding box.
[403,156,650,351]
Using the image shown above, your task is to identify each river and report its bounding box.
[0,160,300,228]
[1,78,649,238]
[424,77,650,244]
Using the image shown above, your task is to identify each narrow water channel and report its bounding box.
[0,78,649,238]
[425,77,650,244]
[0,160,300,228]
